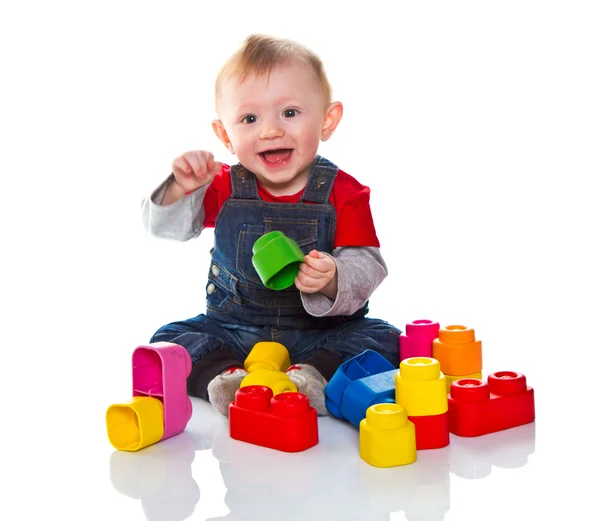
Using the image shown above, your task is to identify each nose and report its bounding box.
[259,118,284,139]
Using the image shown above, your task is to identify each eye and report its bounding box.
[241,115,257,124]
[283,109,298,118]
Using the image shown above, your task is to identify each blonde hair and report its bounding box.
[215,34,332,108]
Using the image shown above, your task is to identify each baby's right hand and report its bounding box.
[172,150,222,193]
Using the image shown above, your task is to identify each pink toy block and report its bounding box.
[132,342,193,441]
[399,320,440,361]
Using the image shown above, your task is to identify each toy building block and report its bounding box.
[325,350,396,418]
[445,371,483,392]
[106,397,165,452]
[359,403,417,467]
[399,319,440,361]
[106,342,193,452]
[340,369,397,428]
[395,357,447,417]
[395,357,449,450]
[432,325,482,376]
[240,369,298,395]
[252,231,305,290]
[409,413,450,450]
[448,371,535,437]
[229,385,318,452]
[243,341,291,373]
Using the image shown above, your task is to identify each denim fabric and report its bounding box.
[150,155,401,396]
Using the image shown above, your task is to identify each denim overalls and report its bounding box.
[151,156,401,399]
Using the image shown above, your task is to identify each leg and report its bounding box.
[150,314,268,403]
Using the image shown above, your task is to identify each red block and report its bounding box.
[229,385,319,452]
[409,413,450,450]
[448,371,535,437]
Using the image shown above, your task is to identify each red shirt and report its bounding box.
[203,165,380,248]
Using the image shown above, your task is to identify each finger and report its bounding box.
[308,249,320,259]
[294,276,319,293]
[298,262,328,280]
[173,156,192,175]
[295,270,321,289]
[185,152,207,178]
[207,156,223,175]
[303,253,333,274]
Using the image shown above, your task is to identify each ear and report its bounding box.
[212,119,235,154]
[321,101,343,142]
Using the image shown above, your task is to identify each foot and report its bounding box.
[207,367,249,416]
[286,364,329,416]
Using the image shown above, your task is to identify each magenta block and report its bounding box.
[132,342,193,441]
[399,320,440,361]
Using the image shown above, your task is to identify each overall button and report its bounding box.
[211,265,220,277]
[207,284,216,295]
[316,174,327,186]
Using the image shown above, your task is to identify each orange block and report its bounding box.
[432,325,482,376]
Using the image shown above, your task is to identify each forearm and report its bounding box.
[141,174,208,241]
[301,246,388,317]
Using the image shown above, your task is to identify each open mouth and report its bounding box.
[259,149,293,166]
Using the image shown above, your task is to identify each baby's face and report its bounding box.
[217,61,329,196]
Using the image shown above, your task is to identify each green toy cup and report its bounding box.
[252,231,306,290]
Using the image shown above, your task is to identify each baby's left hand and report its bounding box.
[295,250,338,299]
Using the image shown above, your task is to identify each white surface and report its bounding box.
[2,1,599,520]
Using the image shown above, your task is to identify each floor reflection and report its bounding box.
[109,406,536,521]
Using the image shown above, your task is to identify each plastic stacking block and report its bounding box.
[252,231,305,290]
[395,357,448,416]
[106,342,193,452]
[399,320,440,361]
[340,369,397,428]
[359,403,417,467]
[409,413,450,450]
[445,371,483,392]
[432,325,482,376]
[243,341,291,372]
[325,350,396,418]
[229,385,318,452]
[131,342,193,440]
[106,396,165,452]
[448,371,535,437]
[240,369,298,395]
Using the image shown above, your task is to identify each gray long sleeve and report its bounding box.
[141,175,208,241]
[141,176,389,317]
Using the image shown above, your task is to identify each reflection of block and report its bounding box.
[448,371,535,437]
[229,386,318,452]
[243,342,291,372]
[399,319,440,361]
[360,403,416,467]
[240,369,298,395]
[432,325,482,376]
[445,371,483,392]
[341,369,397,428]
[325,350,395,418]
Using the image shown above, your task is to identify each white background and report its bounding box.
[1,1,599,520]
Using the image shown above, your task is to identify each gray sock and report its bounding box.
[207,368,249,416]
[286,364,329,416]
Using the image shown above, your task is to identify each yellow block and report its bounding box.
[106,396,164,452]
[445,371,483,392]
[244,342,291,372]
[360,403,417,468]
[240,369,298,395]
[395,357,448,416]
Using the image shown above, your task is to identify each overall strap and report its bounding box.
[230,164,260,199]
[299,155,338,204]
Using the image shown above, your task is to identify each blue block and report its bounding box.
[340,369,397,428]
[324,350,396,418]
